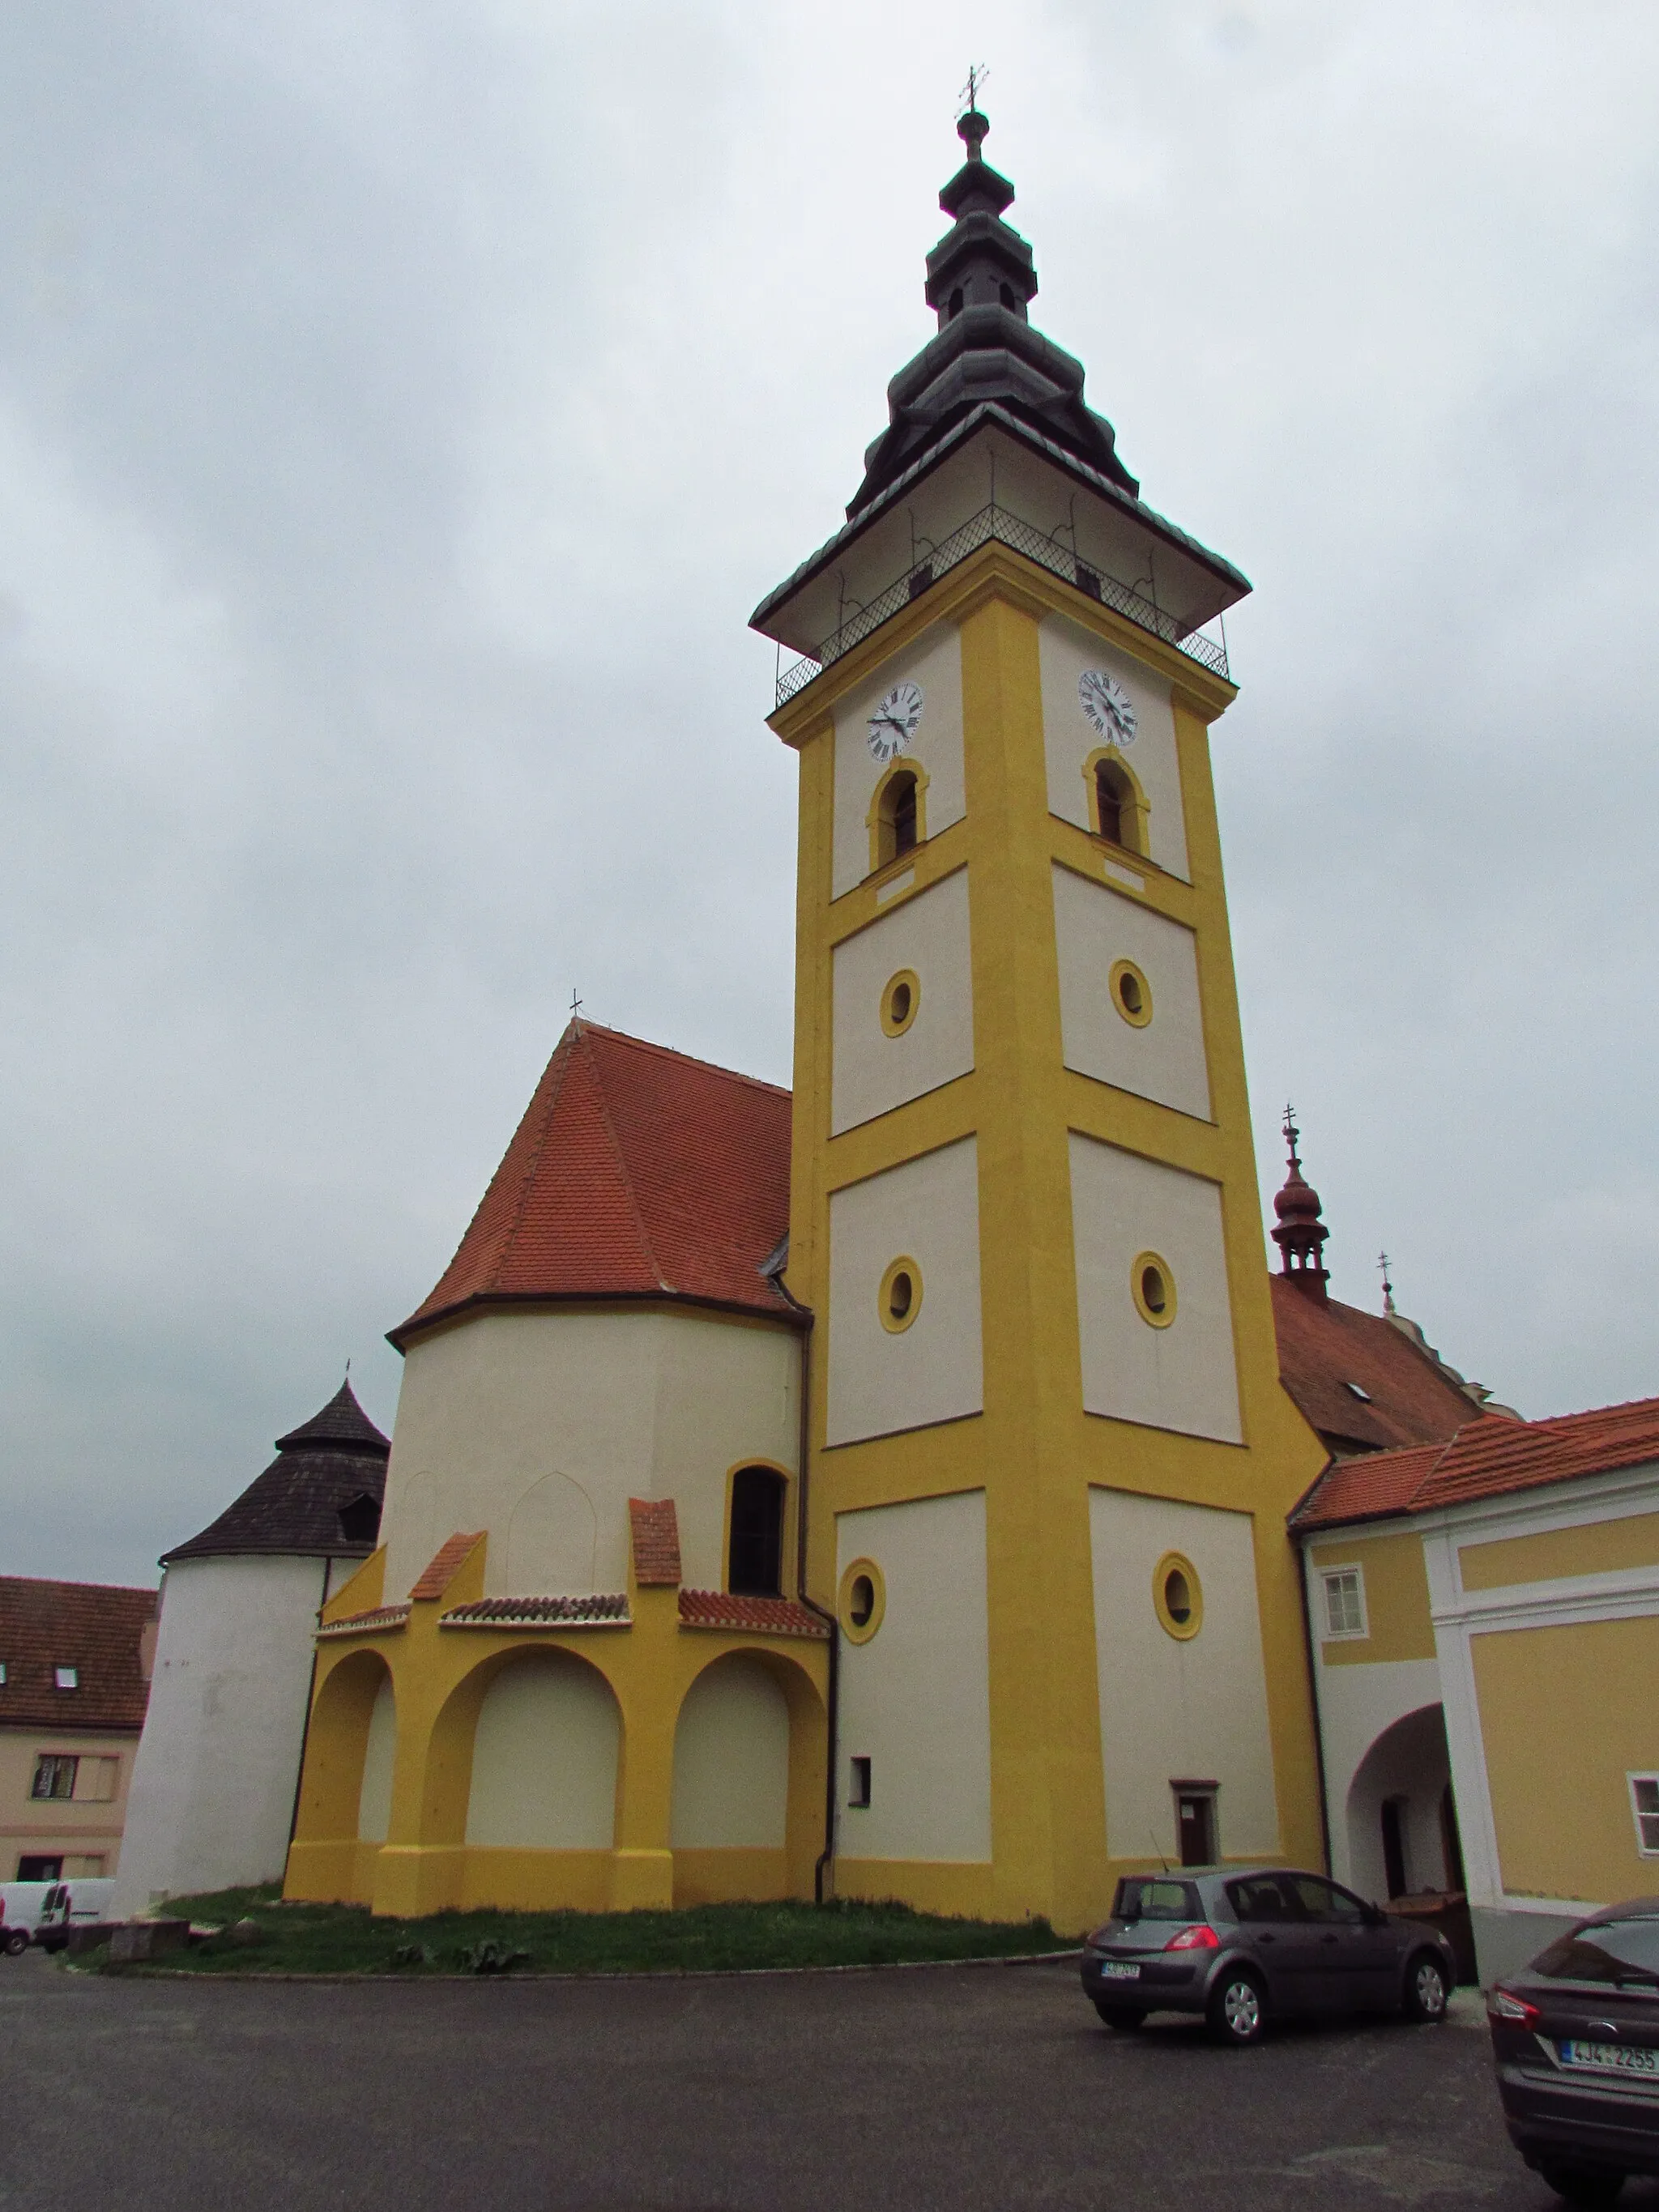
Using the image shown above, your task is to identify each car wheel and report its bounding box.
[2,1930,28,1958]
[1092,2001,1145,2031]
[1537,2162,1625,2208]
[1207,1968,1267,2047]
[1401,1952,1448,2023]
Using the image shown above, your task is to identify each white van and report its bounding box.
[1,1878,116,1952]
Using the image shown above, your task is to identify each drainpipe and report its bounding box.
[773,1272,838,1905]
[1293,1532,1334,1877]
[286,1556,331,1855]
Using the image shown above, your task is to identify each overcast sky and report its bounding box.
[5,0,1657,1588]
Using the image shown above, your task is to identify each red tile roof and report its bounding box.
[629,1498,682,1587]
[1271,1279,1478,1455]
[0,1576,157,1733]
[391,1023,797,1346]
[409,1532,484,1601]
[440,1595,630,1626]
[678,1590,830,1639]
[316,1604,412,1639]
[1291,1394,1659,1531]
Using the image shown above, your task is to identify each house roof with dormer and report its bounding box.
[390,1022,798,1347]
[1290,1394,1659,1532]
[0,1576,156,1733]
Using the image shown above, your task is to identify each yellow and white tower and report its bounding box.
[753,106,1327,1931]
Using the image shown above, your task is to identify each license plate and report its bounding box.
[1099,1962,1141,1980]
[1559,2040,1659,2077]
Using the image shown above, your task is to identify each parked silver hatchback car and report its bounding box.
[1080,1868,1457,2046]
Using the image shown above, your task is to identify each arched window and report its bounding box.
[947,286,964,320]
[875,767,920,868]
[727,1467,786,1596]
[1095,757,1129,845]
[999,282,1017,312]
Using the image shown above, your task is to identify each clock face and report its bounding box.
[867,680,924,763]
[1078,668,1137,748]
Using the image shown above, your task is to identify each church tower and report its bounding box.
[753,106,1327,1929]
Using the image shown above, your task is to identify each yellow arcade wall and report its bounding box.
[284,1538,830,1916]
[774,541,1328,1935]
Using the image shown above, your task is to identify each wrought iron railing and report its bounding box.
[774,501,1230,708]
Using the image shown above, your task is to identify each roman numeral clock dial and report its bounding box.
[1079,668,1137,748]
[866,680,924,763]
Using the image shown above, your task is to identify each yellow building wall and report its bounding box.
[1459,1512,1659,1592]
[1310,1531,1437,1666]
[775,544,1327,1935]
[1472,1614,1659,1902]
[1,1728,139,1878]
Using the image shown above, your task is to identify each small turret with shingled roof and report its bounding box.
[162,1379,390,1564]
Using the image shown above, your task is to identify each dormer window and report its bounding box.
[947,287,964,320]
[54,1666,78,1690]
[1000,282,1017,311]
[1344,1382,1372,1403]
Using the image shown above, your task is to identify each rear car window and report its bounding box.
[1114,1878,1202,1922]
[1531,1919,1659,1986]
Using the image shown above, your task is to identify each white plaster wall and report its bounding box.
[1039,614,1190,881]
[464,1655,619,1849]
[832,867,975,1135]
[1090,1488,1279,1861]
[382,1308,799,1600]
[670,1656,790,1848]
[1068,1135,1242,1443]
[1051,866,1210,1119]
[110,1554,335,1916]
[836,1490,992,1862]
[825,1137,983,1447]
[832,625,965,899]
[357,1674,396,1845]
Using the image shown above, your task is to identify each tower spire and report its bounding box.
[1271,1104,1330,1300]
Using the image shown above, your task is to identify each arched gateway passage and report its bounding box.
[1346,1703,1462,1905]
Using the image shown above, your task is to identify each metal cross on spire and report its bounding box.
[569,988,583,1021]
[957,63,990,117]
[1378,1250,1396,1315]
[1282,1101,1301,1166]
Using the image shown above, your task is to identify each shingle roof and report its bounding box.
[678,1590,830,1639]
[1270,1279,1478,1455]
[441,1595,630,1626]
[162,1382,390,1566]
[0,1577,157,1733]
[1290,1394,1659,1531]
[391,1023,798,1346]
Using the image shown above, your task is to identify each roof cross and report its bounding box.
[957,63,990,117]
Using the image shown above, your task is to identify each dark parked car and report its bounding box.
[1488,1898,1659,2206]
[1079,1867,1456,2046]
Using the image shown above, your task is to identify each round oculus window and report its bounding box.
[881,968,921,1037]
[1154,1551,1203,1640]
[838,1557,885,1643]
[1110,958,1153,1028]
[1132,1251,1177,1328]
[880,1257,922,1332]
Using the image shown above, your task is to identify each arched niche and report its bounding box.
[671,1653,791,1850]
[463,1650,620,1851]
[506,1471,599,1594]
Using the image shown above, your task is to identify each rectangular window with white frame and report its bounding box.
[1320,1565,1367,1640]
[1631,1775,1659,1857]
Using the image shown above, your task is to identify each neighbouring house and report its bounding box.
[1292,1396,1659,1985]
[110,1383,389,1917]
[0,1577,157,1882]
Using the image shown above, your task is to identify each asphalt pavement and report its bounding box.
[1,1947,1644,2211]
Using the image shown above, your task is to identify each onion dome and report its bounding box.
[847,103,1140,518]
[1271,1107,1330,1300]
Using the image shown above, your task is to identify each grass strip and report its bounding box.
[85,1886,1077,1978]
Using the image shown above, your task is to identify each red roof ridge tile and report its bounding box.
[409,1532,484,1601]
[577,1022,791,1102]
[629,1498,683,1587]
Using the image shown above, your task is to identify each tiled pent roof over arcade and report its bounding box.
[1291,1395,1659,1530]
[392,1024,796,1345]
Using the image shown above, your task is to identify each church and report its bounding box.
[275,104,1491,1934]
